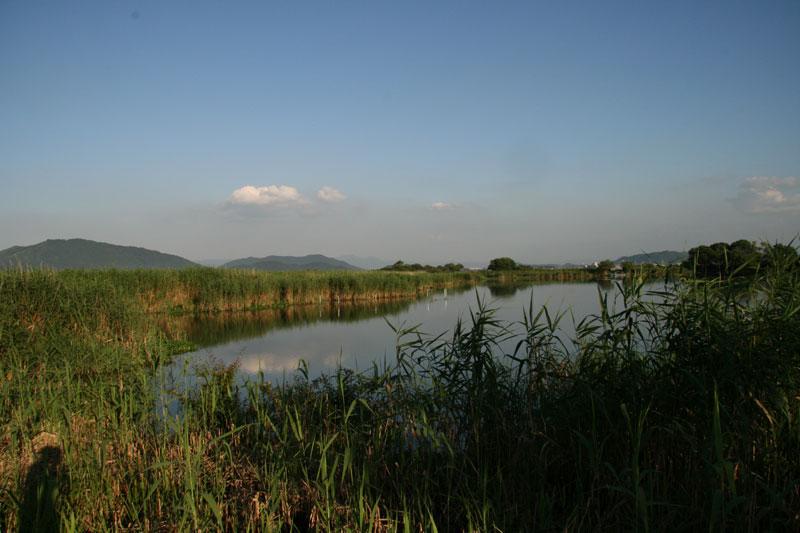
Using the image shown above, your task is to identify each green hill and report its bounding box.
[0,239,199,270]
[615,250,687,265]
[223,254,360,271]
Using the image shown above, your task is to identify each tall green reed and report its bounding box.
[1,254,798,530]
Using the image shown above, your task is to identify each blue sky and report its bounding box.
[1,0,798,264]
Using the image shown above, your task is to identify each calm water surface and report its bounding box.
[166,281,646,382]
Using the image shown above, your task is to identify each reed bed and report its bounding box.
[488,265,675,283]
[0,258,798,530]
[46,268,482,314]
[490,267,599,282]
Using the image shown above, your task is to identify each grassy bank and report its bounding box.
[28,268,482,314]
[487,264,678,283]
[1,263,798,530]
[487,267,597,283]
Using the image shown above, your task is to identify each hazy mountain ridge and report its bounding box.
[0,239,199,270]
[614,250,687,265]
[336,255,388,270]
[0,238,689,271]
[223,254,360,271]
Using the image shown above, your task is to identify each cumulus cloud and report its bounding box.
[238,354,305,374]
[731,177,800,214]
[431,201,454,210]
[317,186,346,203]
[229,185,308,207]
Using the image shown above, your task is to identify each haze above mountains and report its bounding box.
[0,239,687,271]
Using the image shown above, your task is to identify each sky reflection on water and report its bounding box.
[166,281,638,381]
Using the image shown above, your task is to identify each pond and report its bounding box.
[163,280,649,384]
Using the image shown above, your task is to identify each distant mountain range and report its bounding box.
[614,250,687,265]
[335,255,388,270]
[0,239,199,270]
[222,254,360,271]
[0,238,689,271]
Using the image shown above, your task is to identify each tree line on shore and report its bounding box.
[684,239,798,277]
[385,239,799,280]
[380,260,465,273]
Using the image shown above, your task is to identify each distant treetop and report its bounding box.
[380,261,464,273]
[487,257,518,271]
[684,240,798,278]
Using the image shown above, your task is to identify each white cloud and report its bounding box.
[317,186,346,203]
[431,201,453,210]
[731,177,800,214]
[229,185,308,207]
[238,354,304,374]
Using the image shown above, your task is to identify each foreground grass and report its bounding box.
[1,262,799,530]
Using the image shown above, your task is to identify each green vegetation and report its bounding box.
[0,238,199,270]
[48,268,481,314]
[486,257,618,282]
[380,260,464,273]
[486,257,599,282]
[487,256,518,270]
[223,254,360,271]
[1,256,798,530]
[486,257,673,282]
[615,249,688,265]
[685,239,798,278]
[594,259,616,275]
[489,267,598,283]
